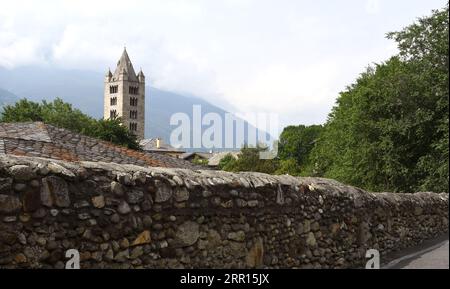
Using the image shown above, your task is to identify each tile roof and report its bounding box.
[0,122,203,169]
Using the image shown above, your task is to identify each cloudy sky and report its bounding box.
[0,0,446,129]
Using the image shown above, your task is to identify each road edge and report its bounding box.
[382,234,449,269]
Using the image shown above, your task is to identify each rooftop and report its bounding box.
[140,138,185,153]
[207,151,240,166]
[180,150,240,166]
[0,122,201,169]
[111,48,140,82]
[180,152,214,160]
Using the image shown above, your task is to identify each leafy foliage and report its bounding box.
[218,153,237,170]
[0,98,140,150]
[192,155,209,166]
[275,159,301,176]
[278,124,323,174]
[92,118,140,150]
[304,6,449,193]
[221,145,279,174]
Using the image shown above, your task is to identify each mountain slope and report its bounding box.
[0,88,19,110]
[0,66,264,151]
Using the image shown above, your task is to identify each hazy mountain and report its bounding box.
[0,66,268,152]
[0,66,104,118]
[0,88,19,109]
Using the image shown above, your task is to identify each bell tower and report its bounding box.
[104,48,145,140]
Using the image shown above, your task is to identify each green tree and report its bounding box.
[40,98,98,136]
[93,118,140,150]
[1,99,43,122]
[278,124,323,166]
[388,6,449,193]
[275,159,301,176]
[218,153,237,170]
[305,6,449,193]
[221,144,279,174]
[0,98,141,150]
[192,155,209,166]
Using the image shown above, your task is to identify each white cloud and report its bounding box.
[220,61,339,113]
[0,0,446,130]
[366,0,381,15]
[0,37,43,68]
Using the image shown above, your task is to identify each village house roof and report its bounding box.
[207,151,240,167]
[140,138,185,154]
[0,122,201,169]
[180,151,240,167]
[180,152,214,160]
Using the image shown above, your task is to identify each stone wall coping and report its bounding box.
[2,154,447,208]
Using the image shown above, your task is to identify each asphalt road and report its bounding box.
[384,234,449,269]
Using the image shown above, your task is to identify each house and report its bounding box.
[140,137,185,158]
[180,151,240,168]
[180,152,214,162]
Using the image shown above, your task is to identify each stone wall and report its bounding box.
[0,155,448,269]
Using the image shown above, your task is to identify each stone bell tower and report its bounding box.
[104,48,145,140]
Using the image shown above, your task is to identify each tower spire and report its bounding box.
[104,48,146,140]
[112,47,137,81]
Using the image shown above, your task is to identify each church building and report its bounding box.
[104,48,145,140]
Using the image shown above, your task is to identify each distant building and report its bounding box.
[104,48,145,140]
[180,150,240,168]
[140,137,185,158]
[180,152,213,162]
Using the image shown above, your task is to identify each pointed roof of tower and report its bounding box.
[137,68,145,82]
[112,48,138,82]
[105,68,112,78]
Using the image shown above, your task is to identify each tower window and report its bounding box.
[129,122,137,132]
[129,86,139,95]
[130,97,138,106]
[110,109,117,119]
[110,97,117,106]
[130,110,138,119]
[110,85,118,94]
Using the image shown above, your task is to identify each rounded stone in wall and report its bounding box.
[9,165,35,182]
[41,176,70,208]
[111,181,124,196]
[306,232,317,247]
[0,194,22,214]
[127,190,144,204]
[174,221,199,247]
[116,173,132,185]
[174,187,189,202]
[117,201,131,215]
[246,238,264,268]
[154,180,172,203]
